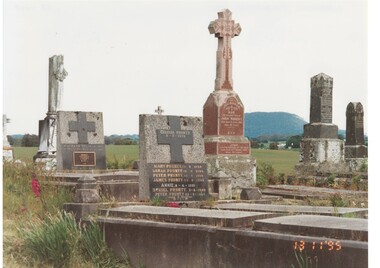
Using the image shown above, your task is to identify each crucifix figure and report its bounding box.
[155,106,164,115]
[209,9,241,91]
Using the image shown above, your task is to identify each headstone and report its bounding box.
[3,114,14,161]
[139,114,208,201]
[56,111,106,170]
[203,9,256,197]
[34,55,68,169]
[345,102,367,170]
[297,73,345,175]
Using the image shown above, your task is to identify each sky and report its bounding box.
[3,0,369,136]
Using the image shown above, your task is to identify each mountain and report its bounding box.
[244,112,307,138]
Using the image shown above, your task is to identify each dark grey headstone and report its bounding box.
[56,111,106,170]
[139,115,208,201]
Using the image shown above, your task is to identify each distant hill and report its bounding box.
[244,112,307,138]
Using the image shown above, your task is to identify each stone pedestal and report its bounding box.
[208,171,232,200]
[64,175,100,221]
[203,91,256,197]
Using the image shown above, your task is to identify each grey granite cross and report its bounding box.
[156,116,193,163]
[69,112,96,144]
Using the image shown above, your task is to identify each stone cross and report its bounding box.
[69,112,96,144]
[48,55,68,115]
[209,9,241,91]
[3,114,11,146]
[155,106,164,115]
[156,116,193,163]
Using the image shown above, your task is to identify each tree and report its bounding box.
[269,142,278,150]
[285,135,302,148]
[21,134,39,147]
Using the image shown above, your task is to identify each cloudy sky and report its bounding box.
[3,0,369,135]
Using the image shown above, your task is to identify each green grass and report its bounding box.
[12,146,299,175]
[252,149,299,175]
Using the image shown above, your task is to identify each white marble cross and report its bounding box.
[209,9,241,91]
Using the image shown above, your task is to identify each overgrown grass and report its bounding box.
[3,161,130,267]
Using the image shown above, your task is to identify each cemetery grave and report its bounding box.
[3,7,369,268]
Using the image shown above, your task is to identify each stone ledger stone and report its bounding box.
[139,115,208,201]
[56,111,106,170]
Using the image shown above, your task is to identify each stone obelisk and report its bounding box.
[34,55,68,169]
[203,9,256,197]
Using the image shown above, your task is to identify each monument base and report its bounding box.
[3,146,14,161]
[205,154,256,198]
[33,154,57,170]
[304,123,338,139]
[345,158,368,172]
[300,138,344,163]
[345,145,367,159]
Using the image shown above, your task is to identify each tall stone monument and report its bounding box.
[297,73,345,175]
[3,114,14,161]
[34,55,68,169]
[203,9,255,196]
[139,114,208,201]
[345,102,367,171]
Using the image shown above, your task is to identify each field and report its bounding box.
[12,145,299,175]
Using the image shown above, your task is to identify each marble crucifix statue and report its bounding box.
[208,9,241,91]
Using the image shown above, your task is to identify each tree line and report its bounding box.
[7,135,139,147]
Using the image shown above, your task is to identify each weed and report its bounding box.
[256,162,277,186]
[329,193,348,207]
[291,250,318,268]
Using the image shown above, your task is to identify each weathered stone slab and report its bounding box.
[100,205,274,227]
[98,216,368,268]
[263,185,368,199]
[254,215,367,241]
[215,203,368,218]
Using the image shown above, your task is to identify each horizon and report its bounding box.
[3,0,368,136]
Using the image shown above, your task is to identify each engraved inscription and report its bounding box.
[218,142,250,155]
[219,97,243,136]
[73,151,96,166]
[156,116,193,163]
[148,163,208,201]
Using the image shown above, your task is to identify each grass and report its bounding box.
[3,161,130,267]
[252,149,299,175]
[13,146,299,175]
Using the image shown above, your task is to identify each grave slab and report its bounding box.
[215,203,368,218]
[254,215,367,241]
[100,205,274,227]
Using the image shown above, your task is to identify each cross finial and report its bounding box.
[209,9,241,91]
[155,106,164,115]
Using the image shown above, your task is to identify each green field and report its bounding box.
[12,146,299,175]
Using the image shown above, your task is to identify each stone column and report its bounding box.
[34,55,68,170]
[345,102,367,171]
[297,73,345,175]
